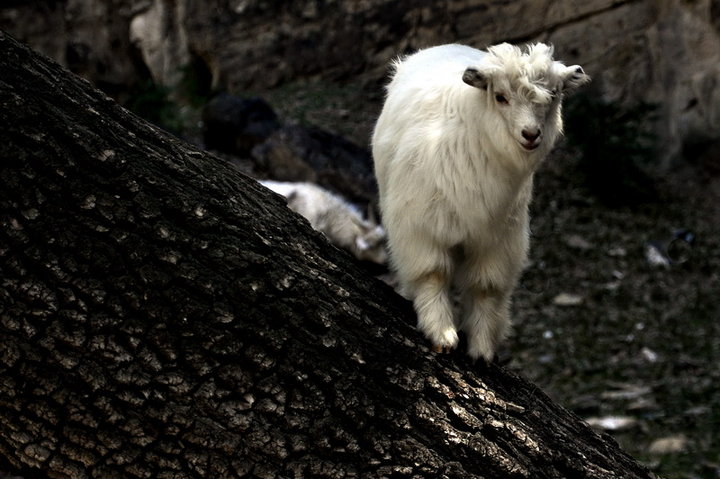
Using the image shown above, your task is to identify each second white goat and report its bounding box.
[260,180,387,265]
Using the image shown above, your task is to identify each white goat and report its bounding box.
[372,43,589,360]
[260,180,387,265]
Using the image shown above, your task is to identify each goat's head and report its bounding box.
[351,220,388,265]
[462,43,590,154]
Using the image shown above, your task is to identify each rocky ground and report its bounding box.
[255,80,720,479]
[511,149,720,479]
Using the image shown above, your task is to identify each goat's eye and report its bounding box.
[495,94,509,104]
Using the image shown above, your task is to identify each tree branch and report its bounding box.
[0,30,655,479]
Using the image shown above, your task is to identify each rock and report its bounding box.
[626,397,658,412]
[129,0,190,88]
[640,346,659,363]
[666,229,695,264]
[552,293,583,306]
[685,405,711,416]
[0,1,143,100]
[644,230,695,267]
[607,247,627,257]
[252,125,378,206]
[648,435,688,455]
[564,234,593,250]
[600,384,652,401]
[586,415,639,432]
[645,243,671,268]
[202,93,281,157]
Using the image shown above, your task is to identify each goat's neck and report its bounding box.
[477,132,542,183]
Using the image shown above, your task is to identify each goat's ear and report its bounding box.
[463,67,490,90]
[286,190,298,204]
[561,65,591,93]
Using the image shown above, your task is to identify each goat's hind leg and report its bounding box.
[411,269,458,353]
[460,286,511,362]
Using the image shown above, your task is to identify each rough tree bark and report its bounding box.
[0,31,656,479]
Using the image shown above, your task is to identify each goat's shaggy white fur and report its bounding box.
[260,180,387,265]
[372,43,589,360]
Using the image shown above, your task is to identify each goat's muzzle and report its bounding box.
[520,128,541,151]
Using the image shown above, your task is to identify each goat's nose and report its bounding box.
[522,128,541,141]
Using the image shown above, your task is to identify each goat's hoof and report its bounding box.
[431,344,454,354]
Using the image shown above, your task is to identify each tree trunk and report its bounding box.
[0,31,656,479]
